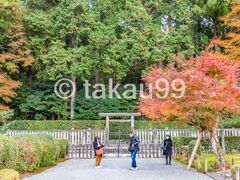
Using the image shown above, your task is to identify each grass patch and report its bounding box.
[176,153,240,172]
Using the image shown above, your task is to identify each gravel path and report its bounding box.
[24,158,212,180]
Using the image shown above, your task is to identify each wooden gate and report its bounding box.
[68,144,95,159]
[67,143,163,159]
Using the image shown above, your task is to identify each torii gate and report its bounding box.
[99,112,141,146]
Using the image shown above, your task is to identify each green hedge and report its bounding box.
[220,116,240,128]
[2,116,240,133]
[173,136,240,153]
[0,134,68,172]
[0,120,190,132]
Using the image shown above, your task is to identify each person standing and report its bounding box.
[128,130,140,170]
[163,135,173,165]
[93,136,104,168]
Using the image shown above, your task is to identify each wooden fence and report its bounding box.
[135,128,240,144]
[138,144,162,158]
[6,128,240,145]
[6,129,105,145]
[5,128,240,159]
[68,144,95,159]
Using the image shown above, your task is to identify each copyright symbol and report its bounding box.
[54,78,76,100]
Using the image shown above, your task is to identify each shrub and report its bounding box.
[173,137,195,148]
[13,134,43,172]
[35,134,60,167]
[225,137,240,153]
[0,134,18,169]
[0,169,20,180]
[0,134,65,172]
[13,134,60,171]
[58,139,68,158]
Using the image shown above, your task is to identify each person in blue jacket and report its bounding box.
[128,130,140,170]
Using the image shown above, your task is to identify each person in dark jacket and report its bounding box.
[93,136,104,168]
[163,135,173,165]
[128,130,140,170]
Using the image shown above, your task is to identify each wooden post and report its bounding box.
[87,128,91,144]
[204,156,208,174]
[131,115,134,130]
[68,130,71,144]
[221,127,226,154]
[153,129,157,145]
[236,166,240,180]
[149,128,153,144]
[105,115,109,146]
[83,129,86,144]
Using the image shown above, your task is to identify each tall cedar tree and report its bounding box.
[139,52,240,172]
[0,0,33,111]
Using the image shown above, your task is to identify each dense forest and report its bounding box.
[0,0,238,120]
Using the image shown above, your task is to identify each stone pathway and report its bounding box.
[24,158,213,180]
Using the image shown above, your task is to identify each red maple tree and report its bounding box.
[139,52,240,171]
[0,1,33,111]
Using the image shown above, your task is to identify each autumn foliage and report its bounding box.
[209,1,240,63]
[0,0,33,111]
[139,52,240,131]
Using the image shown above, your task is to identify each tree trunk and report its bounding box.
[210,125,226,177]
[27,67,33,84]
[187,130,202,169]
[95,70,100,85]
[196,154,202,170]
[51,114,55,120]
[70,76,76,120]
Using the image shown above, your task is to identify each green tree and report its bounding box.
[22,0,231,120]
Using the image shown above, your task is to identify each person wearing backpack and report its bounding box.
[93,136,104,168]
[163,135,173,165]
[128,130,140,170]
